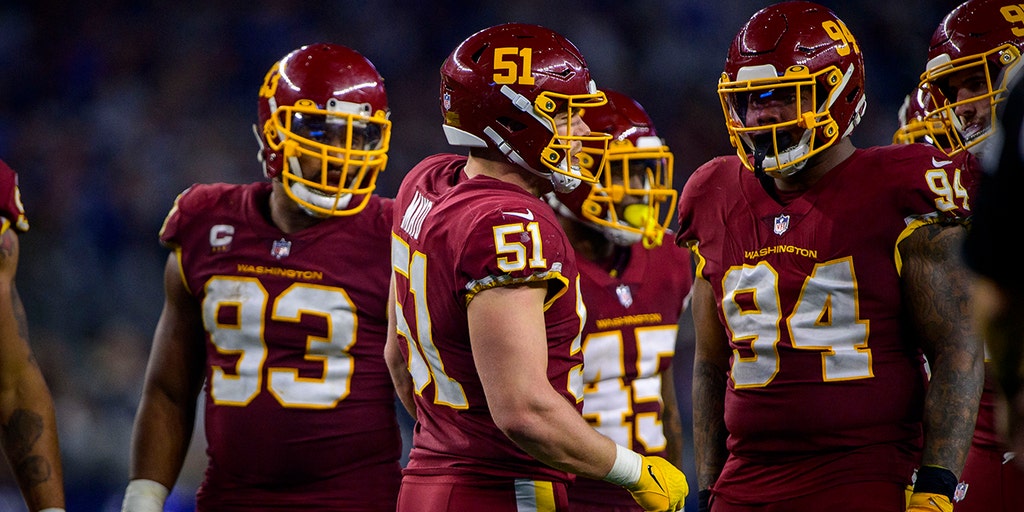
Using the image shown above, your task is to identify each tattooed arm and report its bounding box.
[900,222,985,476]
[0,226,65,511]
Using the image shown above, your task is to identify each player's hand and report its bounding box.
[625,455,688,512]
[906,492,953,512]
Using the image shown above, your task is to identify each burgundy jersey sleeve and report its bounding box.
[164,182,401,511]
[391,154,584,484]
[0,160,29,234]
[568,240,692,506]
[675,145,979,503]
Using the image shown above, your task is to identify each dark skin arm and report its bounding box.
[0,227,65,511]
[126,253,207,489]
[689,273,731,493]
[900,223,984,475]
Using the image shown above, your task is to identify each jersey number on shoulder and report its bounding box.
[203,277,357,409]
[391,233,583,409]
[926,167,970,211]
[494,221,546,271]
[722,258,871,388]
[582,326,676,450]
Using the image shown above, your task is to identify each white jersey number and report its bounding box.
[582,325,677,450]
[203,277,357,409]
[723,258,871,388]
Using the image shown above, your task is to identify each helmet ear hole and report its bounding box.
[497,116,527,133]
[845,86,861,104]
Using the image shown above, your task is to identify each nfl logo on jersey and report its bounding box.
[616,284,633,308]
[271,238,292,259]
[773,214,790,235]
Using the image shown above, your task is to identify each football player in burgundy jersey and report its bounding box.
[916,1,1024,510]
[545,90,693,512]
[386,23,687,512]
[677,3,984,512]
[121,44,401,512]
[0,159,65,512]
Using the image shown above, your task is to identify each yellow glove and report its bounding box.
[906,492,953,512]
[626,456,689,512]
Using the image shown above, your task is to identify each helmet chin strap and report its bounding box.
[551,163,583,193]
[753,137,771,181]
[753,133,784,200]
[284,155,354,217]
[289,181,353,218]
[752,131,809,183]
[546,155,583,193]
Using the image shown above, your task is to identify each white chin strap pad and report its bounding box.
[290,181,352,217]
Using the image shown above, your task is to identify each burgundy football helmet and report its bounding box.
[893,84,955,150]
[921,0,1024,157]
[440,23,611,193]
[718,1,866,178]
[256,43,391,217]
[0,160,28,234]
[550,89,676,248]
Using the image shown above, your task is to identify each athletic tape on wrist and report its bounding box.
[913,465,958,501]
[603,444,643,488]
[121,478,169,512]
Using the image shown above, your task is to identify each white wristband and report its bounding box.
[121,478,169,512]
[603,444,643,488]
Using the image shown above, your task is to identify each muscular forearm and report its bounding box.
[692,360,728,491]
[128,393,195,487]
[902,225,985,474]
[497,394,617,480]
[920,352,984,474]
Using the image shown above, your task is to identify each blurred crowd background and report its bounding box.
[0,0,962,510]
